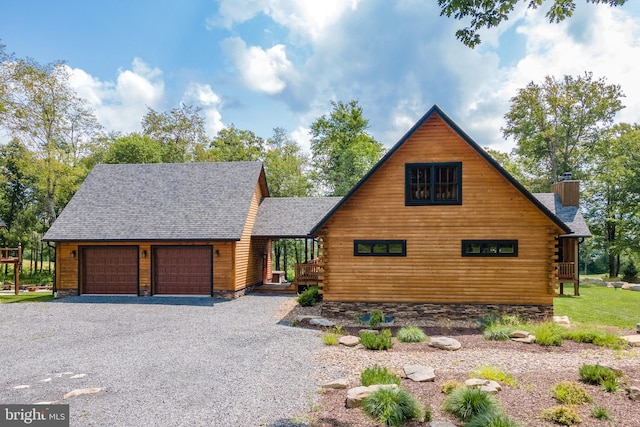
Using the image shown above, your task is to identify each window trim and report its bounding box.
[461,240,518,257]
[354,240,407,257]
[405,162,462,206]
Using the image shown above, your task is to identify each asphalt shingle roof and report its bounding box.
[533,193,592,238]
[43,162,265,242]
[252,197,342,237]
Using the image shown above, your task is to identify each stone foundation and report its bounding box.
[55,289,79,298]
[321,301,553,323]
[213,282,261,299]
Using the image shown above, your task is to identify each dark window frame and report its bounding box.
[461,240,518,257]
[405,162,462,206]
[354,240,407,257]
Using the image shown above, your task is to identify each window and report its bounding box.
[354,240,406,256]
[406,162,462,205]
[462,240,518,257]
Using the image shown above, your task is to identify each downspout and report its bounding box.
[47,242,57,298]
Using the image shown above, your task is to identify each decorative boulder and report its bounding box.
[509,330,530,338]
[628,386,640,401]
[629,285,640,292]
[428,337,461,351]
[339,335,360,347]
[403,365,435,382]
[309,317,335,327]
[322,378,349,389]
[465,378,502,394]
[553,315,571,326]
[345,384,398,408]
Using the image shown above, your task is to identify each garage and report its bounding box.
[82,246,139,294]
[153,246,212,295]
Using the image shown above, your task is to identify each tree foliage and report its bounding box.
[103,133,164,164]
[502,72,624,190]
[210,124,266,162]
[438,0,627,47]
[310,100,384,196]
[264,128,312,197]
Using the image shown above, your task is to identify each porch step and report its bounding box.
[253,283,297,294]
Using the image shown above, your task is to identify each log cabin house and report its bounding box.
[43,105,589,321]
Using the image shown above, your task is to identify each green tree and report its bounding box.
[210,124,265,162]
[502,72,624,190]
[438,0,627,47]
[0,139,36,231]
[103,133,163,164]
[264,128,312,197]
[583,123,640,277]
[310,100,385,196]
[485,148,549,192]
[142,104,209,163]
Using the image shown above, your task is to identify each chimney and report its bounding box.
[551,172,580,206]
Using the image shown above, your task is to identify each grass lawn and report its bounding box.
[554,283,640,330]
[0,292,54,303]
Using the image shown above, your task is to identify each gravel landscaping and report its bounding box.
[0,294,322,426]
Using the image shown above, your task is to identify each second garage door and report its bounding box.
[83,246,139,294]
[153,246,212,295]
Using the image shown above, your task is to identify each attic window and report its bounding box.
[406,163,462,205]
[354,240,406,256]
[462,240,518,257]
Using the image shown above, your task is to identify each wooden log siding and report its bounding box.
[234,179,268,290]
[319,115,566,306]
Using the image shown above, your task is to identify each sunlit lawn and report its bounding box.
[0,292,54,303]
[554,283,640,330]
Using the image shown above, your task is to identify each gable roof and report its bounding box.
[310,104,572,235]
[534,193,592,238]
[252,197,342,238]
[43,162,266,242]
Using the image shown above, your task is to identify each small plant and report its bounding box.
[482,324,513,341]
[600,377,619,392]
[441,379,464,394]
[322,333,339,346]
[465,411,521,427]
[442,387,500,422]
[531,321,563,346]
[360,364,401,387]
[552,381,592,405]
[362,387,422,426]
[369,309,385,328]
[470,365,519,387]
[328,325,345,335]
[423,404,432,422]
[477,312,502,329]
[578,364,619,386]
[591,405,610,420]
[540,405,582,425]
[396,326,427,343]
[297,286,321,307]
[561,327,627,349]
[359,329,394,350]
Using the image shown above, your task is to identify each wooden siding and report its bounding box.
[319,114,565,305]
[234,179,268,290]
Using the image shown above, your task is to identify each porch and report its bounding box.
[557,261,579,296]
[254,259,322,294]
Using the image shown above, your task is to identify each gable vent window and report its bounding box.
[462,240,518,257]
[406,162,462,205]
[354,240,406,257]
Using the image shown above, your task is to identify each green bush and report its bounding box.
[369,309,385,328]
[482,324,513,341]
[322,333,339,346]
[362,387,421,426]
[578,364,619,386]
[531,322,563,346]
[622,261,638,282]
[360,365,401,387]
[465,411,521,427]
[441,379,464,395]
[442,387,500,422]
[297,286,321,307]
[561,327,627,349]
[470,365,519,387]
[359,329,394,350]
[423,404,432,422]
[540,406,582,425]
[552,381,592,405]
[396,326,427,343]
[601,377,619,392]
[591,405,610,420]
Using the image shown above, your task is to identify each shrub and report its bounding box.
[297,286,321,307]
[369,309,385,328]
[531,322,563,346]
[441,379,464,395]
[362,387,421,426]
[600,377,619,393]
[540,406,582,425]
[482,324,513,341]
[360,365,401,387]
[552,381,592,405]
[579,364,619,386]
[477,312,502,329]
[322,333,339,346]
[465,411,521,427]
[423,404,432,422]
[561,327,627,350]
[471,365,519,387]
[591,405,610,420]
[622,261,638,282]
[396,326,427,343]
[359,329,394,350]
[442,387,500,422]
[328,325,345,335]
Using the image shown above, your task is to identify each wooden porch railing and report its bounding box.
[294,259,322,288]
[557,262,576,281]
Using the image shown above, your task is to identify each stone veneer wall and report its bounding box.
[213,282,261,299]
[321,301,553,322]
[55,289,79,298]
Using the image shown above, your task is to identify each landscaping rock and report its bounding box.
[295,315,322,323]
[403,365,435,382]
[322,378,349,389]
[628,386,640,401]
[509,330,530,338]
[622,335,640,347]
[428,422,457,427]
[622,283,633,290]
[339,335,359,347]
[345,384,398,408]
[512,335,536,344]
[358,329,379,335]
[609,281,626,288]
[629,285,640,292]
[553,315,571,326]
[309,317,335,327]
[465,378,502,393]
[581,277,604,284]
[63,388,102,399]
[428,336,461,351]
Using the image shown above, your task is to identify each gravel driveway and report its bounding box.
[0,294,322,426]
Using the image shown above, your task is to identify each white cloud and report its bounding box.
[67,58,165,134]
[182,83,224,135]
[221,37,294,94]
[290,125,311,154]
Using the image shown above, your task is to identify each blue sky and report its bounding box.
[2,1,640,153]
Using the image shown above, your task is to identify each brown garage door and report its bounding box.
[83,246,139,294]
[153,246,212,295]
